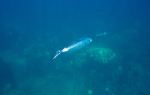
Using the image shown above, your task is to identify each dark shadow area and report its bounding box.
[0,58,16,95]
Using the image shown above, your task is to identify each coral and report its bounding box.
[68,45,117,68]
[87,46,116,64]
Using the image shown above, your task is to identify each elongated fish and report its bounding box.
[49,37,92,63]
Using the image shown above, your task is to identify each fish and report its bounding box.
[49,37,92,63]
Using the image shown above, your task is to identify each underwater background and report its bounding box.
[0,0,150,95]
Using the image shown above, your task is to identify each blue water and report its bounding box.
[0,0,150,95]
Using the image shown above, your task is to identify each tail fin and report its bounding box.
[96,32,108,37]
[49,50,62,64]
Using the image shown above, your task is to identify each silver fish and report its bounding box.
[50,37,92,63]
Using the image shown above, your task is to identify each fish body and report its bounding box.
[62,37,92,53]
[50,37,92,63]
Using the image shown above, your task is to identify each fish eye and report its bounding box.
[89,39,92,42]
